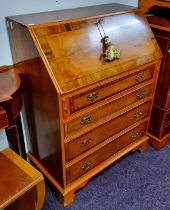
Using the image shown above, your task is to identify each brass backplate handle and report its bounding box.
[80,115,92,125]
[137,90,145,98]
[131,131,139,139]
[87,91,99,102]
[81,161,91,170]
[134,111,142,118]
[80,138,92,147]
[136,72,144,82]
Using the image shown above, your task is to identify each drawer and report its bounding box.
[69,65,154,113]
[66,122,147,183]
[65,83,153,137]
[66,101,151,161]
[0,107,8,129]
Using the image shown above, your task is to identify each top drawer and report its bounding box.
[68,65,155,113]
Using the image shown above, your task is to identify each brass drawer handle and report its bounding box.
[131,131,139,139]
[81,161,91,171]
[80,115,92,125]
[136,90,145,99]
[136,72,144,82]
[80,138,92,147]
[134,111,142,118]
[87,91,99,102]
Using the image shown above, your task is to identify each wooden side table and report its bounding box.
[0,66,26,159]
[0,148,45,210]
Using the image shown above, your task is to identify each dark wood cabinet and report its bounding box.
[149,27,170,149]
[7,4,162,206]
[140,1,170,149]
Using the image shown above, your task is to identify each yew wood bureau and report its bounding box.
[6,3,162,206]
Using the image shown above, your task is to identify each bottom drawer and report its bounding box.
[66,122,147,184]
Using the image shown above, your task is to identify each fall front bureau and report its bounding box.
[6,3,162,206]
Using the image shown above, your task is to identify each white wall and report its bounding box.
[0,131,8,150]
[0,0,138,150]
[0,0,138,66]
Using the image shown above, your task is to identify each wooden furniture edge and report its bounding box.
[3,148,43,180]
[139,0,170,13]
[0,65,13,72]
[147,132,170,149]
[1,148,45,209]
[150,23,170,33]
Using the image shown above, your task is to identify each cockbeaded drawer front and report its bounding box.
[66,122,147,183]
[65,101,151,161]
[69,65,154,113]
[64,83,153,137]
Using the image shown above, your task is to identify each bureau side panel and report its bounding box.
[7,20,64,186]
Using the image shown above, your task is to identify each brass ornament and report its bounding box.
[96,19,121,61]
[103,36,121,61]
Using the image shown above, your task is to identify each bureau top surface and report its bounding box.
[7,3,135,26]
[9,5,162,94]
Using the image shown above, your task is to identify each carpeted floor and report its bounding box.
[42,141,170,210]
